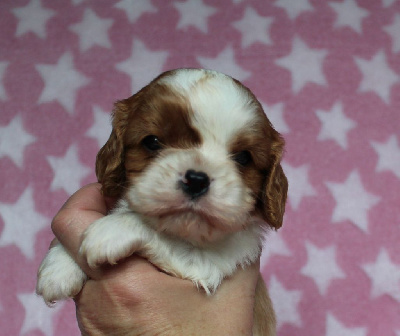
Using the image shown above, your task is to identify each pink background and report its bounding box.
[0,0,399,335]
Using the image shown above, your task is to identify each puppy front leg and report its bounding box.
[80,212,148,268]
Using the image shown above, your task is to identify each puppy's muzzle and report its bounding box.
[180,169,210,200]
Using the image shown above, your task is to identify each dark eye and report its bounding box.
[233,151,252,166]
[142,135,162,151]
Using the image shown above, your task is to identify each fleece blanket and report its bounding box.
[0,0,399,335]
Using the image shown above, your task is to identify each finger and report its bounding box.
[216,259,260,298]
[52,183,106,248]
[51,183,108,277]
[58,183,108,217]
[206,260,260,331]
[75,256,163,299]
[100,255,161,281]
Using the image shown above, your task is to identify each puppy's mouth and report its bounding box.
[141,204,249,245]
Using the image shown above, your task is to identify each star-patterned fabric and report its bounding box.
[0,0,399,335]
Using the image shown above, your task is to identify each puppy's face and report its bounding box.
[96,69,287,245]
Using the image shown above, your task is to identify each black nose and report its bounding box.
[180,169,210,200]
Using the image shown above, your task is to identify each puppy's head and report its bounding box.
[96,69,288,245]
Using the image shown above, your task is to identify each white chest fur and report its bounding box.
[80,200,264,294]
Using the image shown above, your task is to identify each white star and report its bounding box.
[0,115,36,168]
[0,61,8,101]
[47,144,91,196]
[114,0,157,24]
[301,242,346,296]
[12,0,55,39]
[86,105,112,149]
[281,162,317,210]
[69,8,113,52]
[197,46,251,81]
[233,7,273,48]
[371,135,400,179]
[262,102,290,134]
[362,249,400,301]
[354,51,399,104]
[260,229,291,268]
[315,102,357,149]
[0,186,48,260]
[325,170,380,233]
[274,0,314,20]
[18,291,64,336]
[275,37,328,94]
[326,313,367,336]
[269,275,302,329]
[173,0,217,33]
[382,0,398,8]
[36,52,90,114]
[329,0,369,34]
[115,38,169,93]
[383,14,400,54]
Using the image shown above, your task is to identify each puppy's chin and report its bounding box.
[143,209,250,245]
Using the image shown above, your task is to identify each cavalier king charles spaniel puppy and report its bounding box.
[37,68,288,336]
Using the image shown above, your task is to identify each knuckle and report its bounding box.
[51,208,78,238]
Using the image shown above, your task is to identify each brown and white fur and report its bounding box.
[37,68,288,336]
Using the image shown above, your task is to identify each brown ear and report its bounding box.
[95,99,133,198]
[260,133,288,230]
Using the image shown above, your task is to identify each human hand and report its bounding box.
[51,183,259,336]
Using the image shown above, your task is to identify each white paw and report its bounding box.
[79,215,141,269]
[36,244,87,305]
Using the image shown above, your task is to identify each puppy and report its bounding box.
[37,68,288,336]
